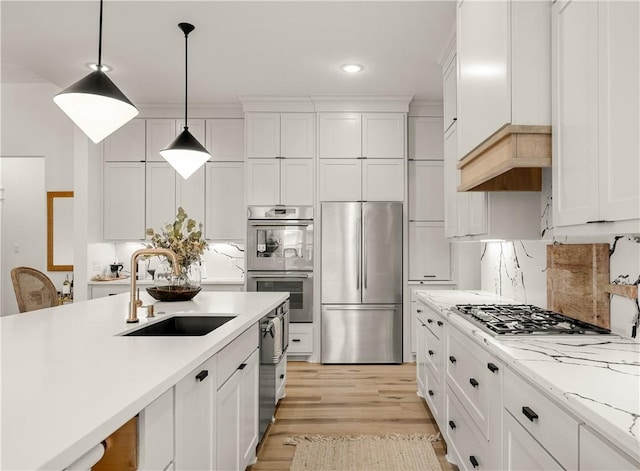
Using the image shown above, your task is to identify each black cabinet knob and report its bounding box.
[522,406,539,422]
[470,456,479,468]
[428,350,434,356]
[280,374,285,379]
[437,321,443,326]
[449,420,456,430]
[428,390,434,396]
[195,370,208,382]
[487,362,499,373]
[427,319,433,324]
[449,356,457,364]
[469,378,479,388]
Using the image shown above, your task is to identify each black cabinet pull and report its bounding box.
[487,362,499,373]
[469,378,479,388]
[428,350,434,356]
[195,370,208,382]
[449,356,457,364]
[522,406,539,422]
[292,338,301,342]
[238,363,247,370]
[470,456,479,468]
[417,309,422,313]
[427,319,433,324]
[449,420,456,430]
[280,374,285,379]
[428,390,434,396]
[437,321,443,326]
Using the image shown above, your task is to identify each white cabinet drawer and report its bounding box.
[288,324,314,354]
[425,324,442,379]
[446,326,493,440]
[416,303,445,339]
[446,384,489,471]
[579,425,639,471]
[503,410,563,471]
[275,357,287,403]
[504,368,578,470]
[217,324,259,389]
[425,367,444,429]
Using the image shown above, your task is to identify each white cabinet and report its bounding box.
[138,388,174,471]
[239,349,259,466]
[146,162,176,233]
[205,162,245,240]
[579,426,639,471]
[288,324,314,355]
[409,222,451,281]
[362,113,405,158]
[408,117,444,160]
[457,0,550,159]
[443,56,457,133]
[319,159,404,202]
[246,113,315,158]
[444,125,459,238]
[318,113,362,158]
[103,162,146,240]
[176,165,205,226]
[146,118,205,162]
[415,311,428,398]
[503,411,563,471]
[103,118,146,162]
[553,0,640,232]
[206,119,244,161]
[174,356,216,470]
[246,158,313,205]
[408,160,444,221]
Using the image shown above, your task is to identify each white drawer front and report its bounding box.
[446,384,489,471]
[504,368,578,470]
[504,410,563,471]
[217,324,259,389]
[417,304,445,339]
[446,327,491,439]
[425,324,442,378]
[275,358,287,403]
[425,367,444,429]
[288,325,314,354]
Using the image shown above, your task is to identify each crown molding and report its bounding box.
[408,100,443,117]
[136,103,244,119]
[238,96,315,112]
[310,95,413,112]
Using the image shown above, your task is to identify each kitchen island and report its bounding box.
[0,291,287,470]
[416,290,640,469]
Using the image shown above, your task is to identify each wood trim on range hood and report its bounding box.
[457,124,552,191]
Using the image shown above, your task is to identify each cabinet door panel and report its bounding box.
[246,159,280,205]
[206,162,245,240]
[408,117,444,160]
[443,58,457,132]
[103,162,145,240]
[239,349,259,468]
[206,119,244,161]
[138,388,174,471]
[175,119,206,148]
[319,159,361,201]
[216,370,241,471]
[362,159,404,201]
[318,113,362,158]
[176,165,205,226]
[281,113,315,158]
[408,222,451,281]
[444,126,459,237]
[579,426,639,471]
[146,119,176,162]
[146,162,176,233]
[281,159,314,206]
[103,118,145,162]
[246,113,280,158]
[409,160,444,221]
[362,113,405,158]
[503,412,563,471]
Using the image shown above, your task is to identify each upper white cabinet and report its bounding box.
[444,125,459,238]
[319,112,405,159]
[247,158,313,206]
[246,113,315,158]
[319,159,404,202]
[103,118,146,162]
[408,117,445,160]
[457,0,551,158]
[176,165,206,227]
[552,0,640,233]
[103,162,146,240]
[206,119,244,161]
[443,55,457,133]
[409,160,444,221]
[146,162,176,233]
[409,222,451,281]
[206,162,245,240]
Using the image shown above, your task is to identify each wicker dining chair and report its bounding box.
[10,267,59,313]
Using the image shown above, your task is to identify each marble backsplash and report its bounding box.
[480,236,640,338]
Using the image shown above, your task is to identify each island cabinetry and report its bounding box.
[579,425,639,471]
[138,388,174,471]
[503,410,562,471]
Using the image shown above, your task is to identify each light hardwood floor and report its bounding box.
[248,362,455,471]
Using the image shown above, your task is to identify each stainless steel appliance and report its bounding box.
[258,300,289,443]
[453,304,612,336]
[321,202,403,364]
[247,206,314,323]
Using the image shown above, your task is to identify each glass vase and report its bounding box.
[154,259,201,289]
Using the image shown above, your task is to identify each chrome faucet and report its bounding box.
[127,248,180,323]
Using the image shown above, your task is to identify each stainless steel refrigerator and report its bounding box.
[321,202,402,364]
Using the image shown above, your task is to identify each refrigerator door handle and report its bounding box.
[356,220,361,290]
[363,217,368,289]
[323,305,399,311]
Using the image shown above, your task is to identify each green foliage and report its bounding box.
[146,207,209,269]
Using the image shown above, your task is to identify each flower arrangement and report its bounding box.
[146,207,209,270]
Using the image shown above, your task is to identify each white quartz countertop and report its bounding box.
[0,291,287,470]
[416,290,640,463]
[87,276,244,285]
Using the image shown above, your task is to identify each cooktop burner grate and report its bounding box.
[453,304,611,336]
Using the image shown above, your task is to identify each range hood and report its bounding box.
[457,124,551,191]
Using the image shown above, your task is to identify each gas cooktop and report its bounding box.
[453,304,611,336]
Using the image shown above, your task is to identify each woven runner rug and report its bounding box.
[285,433,443,471]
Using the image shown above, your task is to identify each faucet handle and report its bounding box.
[146,305,155,318]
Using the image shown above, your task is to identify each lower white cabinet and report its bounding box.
[579,425,639,471]
[205,162,245,240]
[246,158,313,205]
[288,324,314,355]
[174,356,217,470]
[138,388,174,471]
[319,159,404,201]
[408,222,451,281]
[503,411,563,471]
[103,162,146,240]
[415,314,427,397]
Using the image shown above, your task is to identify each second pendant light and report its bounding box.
[161,22,210,180]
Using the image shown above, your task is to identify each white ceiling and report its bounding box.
[1,1,456,106]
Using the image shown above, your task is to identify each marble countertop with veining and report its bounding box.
[416,290,640,463]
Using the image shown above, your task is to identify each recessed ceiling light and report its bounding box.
[341,64,364,74]
[86,62,112,73]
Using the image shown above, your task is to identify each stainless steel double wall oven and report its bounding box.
[247,206,314,323]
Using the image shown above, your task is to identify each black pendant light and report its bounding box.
[53,0,138,144]
[160,23,210,180]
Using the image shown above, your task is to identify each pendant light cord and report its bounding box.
[184,28,189,130]
[97,0,103,67]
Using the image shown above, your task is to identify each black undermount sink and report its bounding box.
[124,315,236,336]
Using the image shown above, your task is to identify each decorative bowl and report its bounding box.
[146,286,201,302]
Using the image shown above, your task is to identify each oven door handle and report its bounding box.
[249,221,312,226]
[249,273,311,279]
